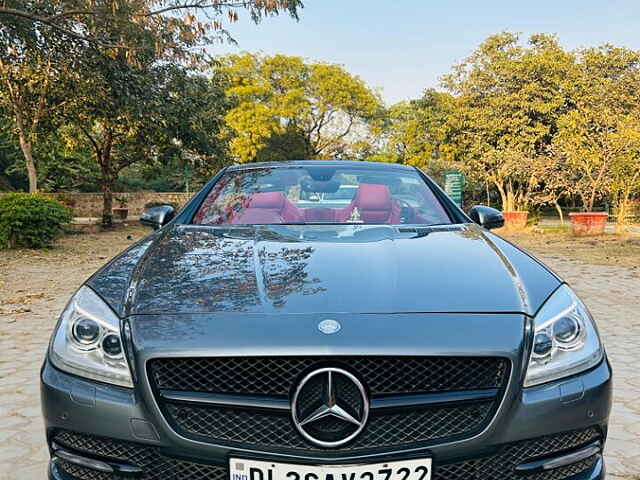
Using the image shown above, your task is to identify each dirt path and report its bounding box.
[0,227,638,479]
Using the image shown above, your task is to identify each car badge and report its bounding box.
[292,367,369,447]
[318,319,341,335]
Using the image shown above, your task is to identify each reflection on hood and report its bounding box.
[87,224,560,317]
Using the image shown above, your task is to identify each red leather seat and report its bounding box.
[337,184,401,224]
[231,192,303,224]
[303,208,338,223]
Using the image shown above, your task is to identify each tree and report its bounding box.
[0,1,302,59]
[553,108,640,220]
[560,45,640,226]
[60,54,228,226]
[373,89,454,180]
[0,0,302,193]
[0,17,75,192]
[442,32,576,211]
[0,55,67,192]
[530,153,573,224]
[218,53,382,162]
[609,119,640,231]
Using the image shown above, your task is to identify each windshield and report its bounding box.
[192,165,451,226]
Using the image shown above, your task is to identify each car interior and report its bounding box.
[193,166,451,226]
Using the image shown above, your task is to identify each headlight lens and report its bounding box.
[49,286,133,388]
[524,285,603,387]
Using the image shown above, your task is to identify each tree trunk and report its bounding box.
[495,182,508,211]
[615,191,629,234]
[100,165,114,228]
[17,125,37,192]
[505,184,516,212]
[554,200,564,225]
[99,132,115,228]
[586,189,596,213]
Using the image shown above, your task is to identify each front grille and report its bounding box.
[165,400,495,451]
[149,356,509,451]
[52,428,601,480]
[148,356,508,396]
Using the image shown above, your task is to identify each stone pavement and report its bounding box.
[0,249,639,479]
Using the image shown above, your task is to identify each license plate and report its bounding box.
[228,457,432,480]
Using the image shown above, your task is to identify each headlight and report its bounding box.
[49,286,133,388]
[524,285,603,387]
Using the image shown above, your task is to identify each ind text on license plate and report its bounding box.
[229,457,432,480]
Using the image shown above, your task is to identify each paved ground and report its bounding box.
[0,229,638,479]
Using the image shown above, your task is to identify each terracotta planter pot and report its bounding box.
[569,212,608,236]
[502,211,529,230]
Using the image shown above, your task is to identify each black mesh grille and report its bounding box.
[55,460,112,480]
[52,428,600,480]
[52,431,227,480]
[165,400,495,451]
[433,427,601,480]
[148,356,508,396]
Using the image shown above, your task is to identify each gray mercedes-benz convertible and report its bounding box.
[41,161,611,480]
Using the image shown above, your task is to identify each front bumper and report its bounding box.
[42,356,612,480]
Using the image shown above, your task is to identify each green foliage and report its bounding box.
[1,0,300,217]
[217,53,382,162]
[1,1,303,64]
[0,193,72,248]
[550,46,640,217]
[0,115,26,190]
[441,32,577,211]
[375,89,455,181]
[2,22,640,228]
[59,53,230,225]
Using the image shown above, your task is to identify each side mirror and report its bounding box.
[140,205,175,230]
[469,205,505,230]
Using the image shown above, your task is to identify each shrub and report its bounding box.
[0,193,72,249]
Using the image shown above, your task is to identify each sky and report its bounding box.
[211,0,640,105]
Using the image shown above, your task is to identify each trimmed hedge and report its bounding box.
[0,193,72,249]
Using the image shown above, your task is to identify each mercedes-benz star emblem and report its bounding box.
[292,367,369,448]
[318,319,341,335]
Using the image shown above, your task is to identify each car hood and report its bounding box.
[88,224,559,317]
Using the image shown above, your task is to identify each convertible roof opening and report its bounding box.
[192,165,452,226]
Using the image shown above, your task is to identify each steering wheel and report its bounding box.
[399,200,415,224]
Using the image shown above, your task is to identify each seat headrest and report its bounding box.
[248,192,286,209]
[353,184,392,210]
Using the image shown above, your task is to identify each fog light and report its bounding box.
[72,318,101,345]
